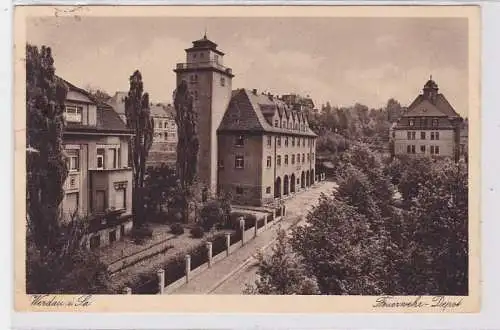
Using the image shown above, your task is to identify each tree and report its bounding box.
[245,228,320,295]
[124,70,154,228]
[85,86,112,103]
[199,200,224,232]
[143,164,179,218]
[173,80,199,222]
[26,44,68,252]
[290,194,387,294]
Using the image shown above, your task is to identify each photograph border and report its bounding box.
[13,4,481,314]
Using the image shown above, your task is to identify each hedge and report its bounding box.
[267,214,274,223]
[211,233,227,256]
[164,253,185,286]
[256,217,265,229]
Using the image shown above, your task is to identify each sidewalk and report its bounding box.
[169,181,336,294]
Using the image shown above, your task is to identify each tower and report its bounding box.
[423,76,439,101]
[174,35,234,193]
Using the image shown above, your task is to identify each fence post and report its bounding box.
[185,254,191,283]
[206,242,213,267]
[264,214,268,229]
[157,269,165,294]
[123,287,132,295]
[225,233,231,256]
[282,204,286,217]
[240,217,245,246]
[254,216,259,237]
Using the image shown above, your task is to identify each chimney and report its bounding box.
[252,89,257,95]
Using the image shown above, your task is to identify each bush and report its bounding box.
[170,223,184,235]
[189,244,209,270]
[200,200,224,231]
[131,226,153,245]
[210,233,227,256]
[164,253,185,286]
[190,226,204,238]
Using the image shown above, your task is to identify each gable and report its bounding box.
[217,89,265,132]
[404,99,448,117]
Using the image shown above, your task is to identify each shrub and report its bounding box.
[190,226,204,238]
[170,223,184,235]
[200,200,224,231]
[131,226,153,245]
[189,244,209,270]
[210,233,227,256]
[164,254,185,285]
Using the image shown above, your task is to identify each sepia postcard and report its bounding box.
[13,5,481,313]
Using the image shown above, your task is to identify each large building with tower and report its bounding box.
[174,35,318,206]
[391,78,464,161]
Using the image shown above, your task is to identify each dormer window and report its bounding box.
[409,119,415,127]
[64,105,82,123]
[432,119,439,127]
[235,135,244,147]
[274,120,279,127]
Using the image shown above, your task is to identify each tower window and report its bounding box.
[277,155,281,166]
[291,154,295,164]
[267,136,272,147]
[277,136,281,147]
[284,155,289,165]
[267,156,272,168]
[235,155,244,169]
[220,77,225,86]
[235,135,244,147]
[285,137,289,147]
[274,120,279,127]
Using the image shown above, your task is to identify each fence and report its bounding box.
[124,204,286,295]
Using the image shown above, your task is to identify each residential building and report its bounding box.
[108,92,178,166]
[392,78,463,161]
[174,35,317,206]
[59,78,134,223]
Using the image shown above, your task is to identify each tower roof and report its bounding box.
[424,77,439,91]
[186,34,224,55]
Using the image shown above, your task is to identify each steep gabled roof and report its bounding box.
[218,89,316,137]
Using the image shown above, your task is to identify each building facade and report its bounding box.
[108,92,178,166]
[174,36,317,206]
[59,79,134,222]
[392,79,463,161]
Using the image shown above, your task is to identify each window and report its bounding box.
[267,136,272,147]
[66,151,79,172]
[302,153,305,163]
[431,146,440,155]
[284,155,289,166]
[274,120,279,127]
[220,77,225,86]
[285,137,289,147]
[291,154,295,164]
[421,118,428,127]
[266,186,271,194]
[236,187,243,195]
[164,122,168,128]
[97,148,105,169]
[407,131,416,140]
[277,155,281,166]
[407,145,411,154]
[411,145,416,154]
[435,132,440,140]
[297,153,300,163]
[194,90,198,100]
[407,131,411,140]
[266,156,272,168]
[214,54,219,63]
[409,119,415,127]
[303,138,306,147]
[277,136,281,147]
[432,119,438,127]
[115,188,126,210]
[235,155,244,169]
[421,132,426,140]
[312,152,315,160]
[218,159,224,169]
[431,132,435,140]
[282,121,286,128]
[292,137,295,147]
[64,105,83,123]
[420,145,426,153]
[112,149,118,169]
[235,135,244,147]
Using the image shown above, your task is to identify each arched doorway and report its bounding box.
[283,175,289,196]
[306,170,310,187]
[274,177,281,198]
[290,173,296,193]
[310,169,315,185]
[301,171,305,189]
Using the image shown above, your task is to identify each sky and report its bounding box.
[26,16,469,116]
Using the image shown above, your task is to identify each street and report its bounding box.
[169,181,337,295]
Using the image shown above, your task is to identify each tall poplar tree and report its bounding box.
[26,44,68,252]
[124,70,154,228]
[173,80,199,222]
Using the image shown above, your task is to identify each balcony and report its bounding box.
[175,61,233,75]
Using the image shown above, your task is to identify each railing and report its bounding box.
[176,61,232,74]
